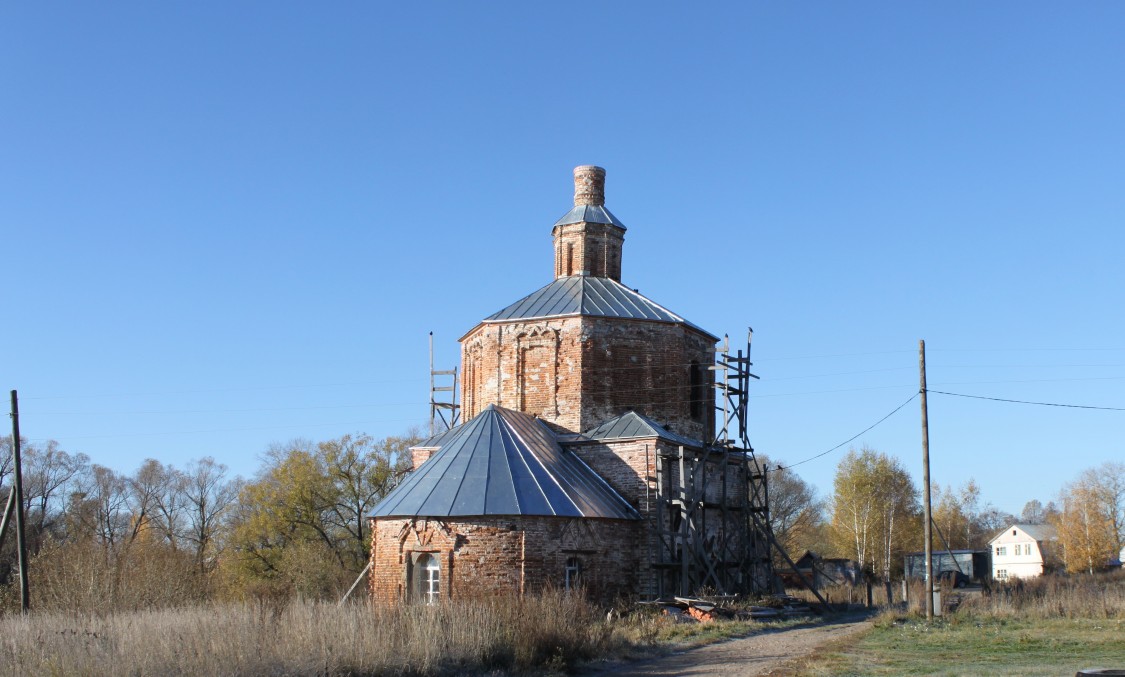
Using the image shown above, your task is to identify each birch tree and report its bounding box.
[1052,463,1124,573]
[829,447,919,581]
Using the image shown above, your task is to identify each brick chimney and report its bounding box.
[553,165,625,281]
[573,165,606,206]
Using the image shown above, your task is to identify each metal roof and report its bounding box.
[371,405,639,520]
[413,424,461,449]
[482,276,716,338]
[553,204,626,229]
[582,411,702,448]
[989,523,1059,544]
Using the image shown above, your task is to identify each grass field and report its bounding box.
[793,616,1125,676]
[790,572,1125,676]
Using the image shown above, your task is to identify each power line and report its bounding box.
[756,349,914,362]
[929,375,1125,387]
[928,389,1125,412]
[769,392,919,473]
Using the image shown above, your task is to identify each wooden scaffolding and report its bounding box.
[651,330,775,597]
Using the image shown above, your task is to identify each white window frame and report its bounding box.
[413,553,441,604]
[565,556,582,591]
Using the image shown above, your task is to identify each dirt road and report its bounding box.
[583,614,874,677]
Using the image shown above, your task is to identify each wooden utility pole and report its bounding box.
[919,341,933,620]
[10,390,30,612]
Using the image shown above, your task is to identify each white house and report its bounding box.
[989,523,1058,580]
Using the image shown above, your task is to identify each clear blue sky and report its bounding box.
[3,3,1123,516]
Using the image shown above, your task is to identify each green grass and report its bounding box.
[795,616,1125,676]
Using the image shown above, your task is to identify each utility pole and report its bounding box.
[10,390,30,613]
[919,341,933,620]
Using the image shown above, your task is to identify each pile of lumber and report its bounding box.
[642,595,814,623]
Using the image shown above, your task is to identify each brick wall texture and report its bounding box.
[460,317,715,441]
[369,516,643,603]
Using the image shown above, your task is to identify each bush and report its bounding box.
[0,538,206,614]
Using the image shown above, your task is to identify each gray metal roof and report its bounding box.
[553,204,626,229]
[413,424,461,449]
[582,411,702,448]
[989,523,1059,543]
[371,405,639,520]
[482,276,716,338]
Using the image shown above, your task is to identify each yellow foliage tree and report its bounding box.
[829,447,920,581]
[1052,465,1121,574]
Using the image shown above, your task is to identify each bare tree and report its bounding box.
[0,436,13,488]
[182,457,240,573]
[127,459,188,546]
[1021,499,1047,524]
[19,441,90,550]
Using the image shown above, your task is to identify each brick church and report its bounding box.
[368,166,758,604]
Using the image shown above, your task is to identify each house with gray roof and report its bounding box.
[988,523,1060,580]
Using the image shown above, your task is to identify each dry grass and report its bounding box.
[787,580,909,609]
[0,592,618,676]
[957,569,1125,619]
[0,591,825,676]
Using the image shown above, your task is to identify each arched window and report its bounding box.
[415,553,440,604]
[565,556,582,591]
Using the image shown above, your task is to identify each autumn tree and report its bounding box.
[1052,462,1125,573]
[757,455,824,560]
[226,431,417,599]
[932,480,979,550]
[319,432,416,571]
[828,447,919,581]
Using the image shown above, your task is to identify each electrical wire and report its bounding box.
[769,392,919,473]
[928,389,1125,412]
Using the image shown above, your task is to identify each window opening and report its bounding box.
[565,557,582,591]
[689,361,705,420]
[416,553,440,604]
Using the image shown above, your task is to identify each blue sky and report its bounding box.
[3,3,1123,515]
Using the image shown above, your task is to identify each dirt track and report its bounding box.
[583,613,874,677]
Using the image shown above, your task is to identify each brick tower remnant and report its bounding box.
[460,166,716,440]
[553,165,624,280]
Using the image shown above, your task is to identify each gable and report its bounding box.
[988,523,1058,546]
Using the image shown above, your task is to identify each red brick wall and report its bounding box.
[460,317,715,439]
[410,447,435,471]
[369,515,645,604]
[460,318,583,427]
[552,222,625,281]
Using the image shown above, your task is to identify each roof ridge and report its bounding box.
[371,405,638,520]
